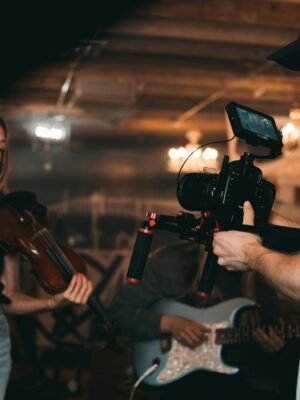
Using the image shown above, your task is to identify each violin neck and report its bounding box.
[88,294,108,322]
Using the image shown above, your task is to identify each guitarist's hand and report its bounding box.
[253,325,285,353]
[238,306,284,353]
[160,315,210,348]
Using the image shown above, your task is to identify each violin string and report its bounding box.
[38,228,77,279]
[42,229,76,274]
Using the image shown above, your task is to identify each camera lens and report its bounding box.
[177,173,218,211]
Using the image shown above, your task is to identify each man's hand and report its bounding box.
[253,325,284,353]
[213,201,262,271]
[160,315,210,348]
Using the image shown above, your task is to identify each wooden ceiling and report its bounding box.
[2,0,300,148]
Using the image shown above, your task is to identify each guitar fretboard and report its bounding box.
[216,321,300,345]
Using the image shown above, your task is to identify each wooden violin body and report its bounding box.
[0,191,86,294]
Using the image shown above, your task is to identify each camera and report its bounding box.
[126,102,284,294]
[177,101,283,227]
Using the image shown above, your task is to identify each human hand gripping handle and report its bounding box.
[213,201,262,271]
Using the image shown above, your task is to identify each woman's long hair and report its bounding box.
[0,117,10,194]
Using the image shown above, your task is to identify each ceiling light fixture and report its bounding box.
[32,115,70,143]
[281,104,300,150]
[167,130,218,173]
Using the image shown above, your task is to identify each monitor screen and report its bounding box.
[236,106,278,141]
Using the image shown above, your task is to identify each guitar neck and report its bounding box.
[216,321,300,345]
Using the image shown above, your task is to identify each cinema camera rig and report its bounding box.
[127,102,300,296]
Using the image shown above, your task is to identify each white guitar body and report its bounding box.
[133,297,255,386]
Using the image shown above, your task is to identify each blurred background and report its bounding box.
[1,0,300,398]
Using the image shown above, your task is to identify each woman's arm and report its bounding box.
[1,254,93,314]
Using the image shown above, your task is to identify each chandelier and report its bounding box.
[29,114,70,172]
[167,130,218,173]
[281,105,300,150]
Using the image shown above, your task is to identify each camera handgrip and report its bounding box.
[196,251,219,297]
[126,228,153,283]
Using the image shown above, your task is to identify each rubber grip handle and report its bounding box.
[197,251,219,297]
[126,229,153,283]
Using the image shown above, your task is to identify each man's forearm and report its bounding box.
[269,210,300,228]
[248,244,300,301]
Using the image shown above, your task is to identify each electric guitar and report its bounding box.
[133,298,300,386]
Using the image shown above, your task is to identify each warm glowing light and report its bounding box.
[168,147,191,160]
[281,122,300,150]
[167,130,219,173]
[282,122,295,138]
[35,125,66,141]
[280,104,300,151]
[202,147,218,161]
[32,115,69,143]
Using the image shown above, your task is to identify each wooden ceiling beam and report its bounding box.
[13,56,300,92]
[101,35,277,61]
[104,17,298,47]
[8,68,300,113]
[142,83,300,102]
[133,0,300,29]
[69,67,300,97]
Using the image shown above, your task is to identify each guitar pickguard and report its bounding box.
[133,297,255,386]
[157,321,237,384]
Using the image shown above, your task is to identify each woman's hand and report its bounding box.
[49,273,93,309]
[161,315,210,348]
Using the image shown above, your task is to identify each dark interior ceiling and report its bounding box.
[1,0,300,149]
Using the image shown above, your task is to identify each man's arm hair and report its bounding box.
[269,210,300,228]
[248,244,300,301]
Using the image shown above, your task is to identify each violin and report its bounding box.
[0,190,116,344]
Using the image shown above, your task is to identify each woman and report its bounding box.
[0,117,93,399]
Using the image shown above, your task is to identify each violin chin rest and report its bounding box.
[0,191,47,218]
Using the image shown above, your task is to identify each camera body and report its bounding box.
[177,153,276,228]
[177,102,283,228]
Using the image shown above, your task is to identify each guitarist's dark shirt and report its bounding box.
[109,241,278,340]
